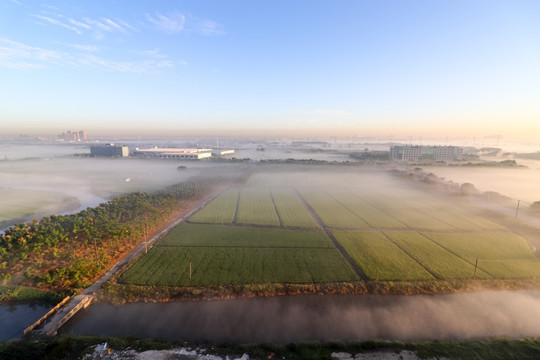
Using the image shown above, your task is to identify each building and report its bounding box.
[90,144,129,157]
[58,130,86,142]
[133,148,213,160]
[389,145,463,161]
[212,149,235,156]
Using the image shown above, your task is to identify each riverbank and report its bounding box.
[2,335,540,359]
[98,278,540,304]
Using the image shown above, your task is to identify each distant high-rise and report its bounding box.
[58,130,87,142]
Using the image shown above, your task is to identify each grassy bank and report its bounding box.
[0,285,68,305]
[99,278,540,304]
[2,335,540,359]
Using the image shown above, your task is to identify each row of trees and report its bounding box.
[0,179,215,292]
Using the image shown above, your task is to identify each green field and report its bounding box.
[188,188,238,224]
[334,230,434,281]
[298,189,369,228]
[236,188,281,226]
[384,230,490,279]
[329,190,406,228]
[119,224,357,286]
[271,189,320,228]
[122,169,540,288]
[422,232,540,278]
[158,223,333,248]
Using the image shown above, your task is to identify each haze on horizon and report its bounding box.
[1,0,540,140]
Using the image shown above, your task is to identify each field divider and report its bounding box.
[269,189,284,228]
[324,190,370,228]
[295,190,368,281]
[419,232,495,278]
[233,189,240,225]
[381,232,440,280]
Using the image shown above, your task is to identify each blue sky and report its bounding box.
[1,0,539,138]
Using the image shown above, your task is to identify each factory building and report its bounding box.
[133,148,214,160]
[90,144,129,157]
[389,145,463,161]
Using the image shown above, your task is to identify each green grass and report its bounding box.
[157,223,333,248]
[236,188,281,226]
[384,230,489,279]
[334,230,435,281]
[188,188,238,224]
[298,189,369,228]
[119,247,359,286]
[423,232,540,278]
[271,188,320,228]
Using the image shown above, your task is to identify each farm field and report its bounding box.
[422,232,540,278]
[383,230,490,279]
[236,188,281,226]
[159,223,333,248]
[188,188,238,224]
[334,230,434,281]
[119,224,358,286]
[270,188,320,228]
[119,168,540,290]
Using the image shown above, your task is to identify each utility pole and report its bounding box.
[515,200,521,221]
[473,257,479,279]
[144,216,148,254]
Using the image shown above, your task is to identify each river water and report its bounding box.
[61,291,540,343]
[0,304,50,341]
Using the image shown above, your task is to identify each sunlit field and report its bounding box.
[120,167,540,286]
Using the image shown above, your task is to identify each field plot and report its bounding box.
[298,190,369,228]
[334,230,434,281]
[188,188,238,224]
[119,247,358,286]
[362,194,456,230]
[158,224,333,248]
[396,197,505,231]
[422,232,540,278]
[330,190,405,228]
[119,223,357,286]
[271,189,319,228]
[236,188,280,226]
[383,230,489,279]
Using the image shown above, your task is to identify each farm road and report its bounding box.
[83,185,229,296]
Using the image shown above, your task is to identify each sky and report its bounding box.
[1,0,540,139]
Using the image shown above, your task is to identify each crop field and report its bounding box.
[188,188,239,224]
[334,230,434,281]
[236,188,281,226]
[270,189,319,228]
[383,230,490,279]
[422,232,540,278]
[123,168,540,288]
[298,189,370,228]
[159,224,333,248]
[119,224,358,286]
[327,190,406,228]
